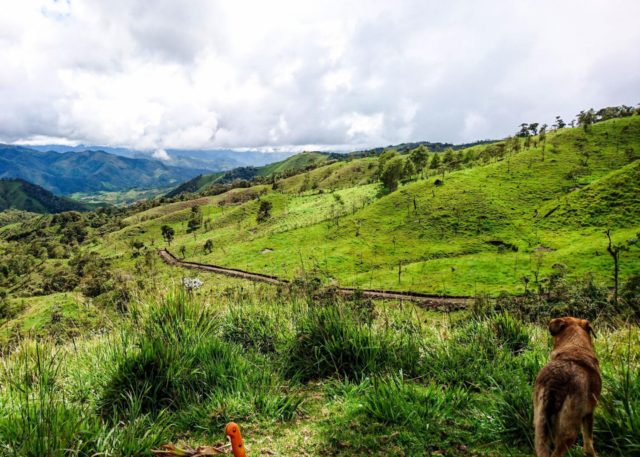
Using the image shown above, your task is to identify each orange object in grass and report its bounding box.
[225,422,247,457]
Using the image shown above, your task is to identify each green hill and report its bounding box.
[0,179,91,213]
[166,151,338,197]
[108,115,640,296]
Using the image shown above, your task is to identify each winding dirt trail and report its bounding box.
[158,249,469,310]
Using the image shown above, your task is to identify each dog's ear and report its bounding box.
[548,318,567,336]
[581,320,597,339]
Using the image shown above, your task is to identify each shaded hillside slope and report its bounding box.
[0,179,91,213]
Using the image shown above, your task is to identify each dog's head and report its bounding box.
[548,316,596,347]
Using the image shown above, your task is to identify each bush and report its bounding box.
[99,292,302,427]
[476,353,541,448]
[420,315,535,390]
[284,303,420,382]
[256,200,272,223]
[364,375,470,428]
[99,292,249,416]
[621,274,640,322]
[491,312,530,354]
[222,306,281,354]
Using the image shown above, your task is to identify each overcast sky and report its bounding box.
[1,0,639,152]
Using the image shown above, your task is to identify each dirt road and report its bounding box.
[158,249,469,310]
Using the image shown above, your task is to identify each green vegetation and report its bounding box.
[166,151,338,197]
[1,286,639,456]
[69,187,172,206]
[0,106,639,456]
[105,115,640,296]
[0,179,91,213]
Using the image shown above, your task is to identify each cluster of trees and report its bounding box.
[377,144,490,191]
[517,104,639,138]
[576,105,639,131]
[0,208,134,301]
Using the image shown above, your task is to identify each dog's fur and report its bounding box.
[533,317,601,457]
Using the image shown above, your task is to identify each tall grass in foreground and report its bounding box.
[0,344,95,456]
[284,302,422,382]
[595,330,640,454]
[99,291,302,425]
[0,286,639,456]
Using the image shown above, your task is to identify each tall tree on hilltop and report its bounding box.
[553,116,566,130]
[518,123,530,137]
[539,124,548,161]
[577,109,596,132]
[377,149,399,179]
[409,145,429,178]
[429,152,441,170]
[381,156,404,192]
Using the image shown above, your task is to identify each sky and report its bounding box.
[0,0,639,153]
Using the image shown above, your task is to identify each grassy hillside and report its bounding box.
[255,151,337,176]
[0,179,91,213]
[109,116,640,296]
[166,151,338,197]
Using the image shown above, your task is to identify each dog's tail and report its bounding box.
[533,386,554,457]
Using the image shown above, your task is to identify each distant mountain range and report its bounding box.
[0,145,209,195]
[0,179,91,213]
[24,144,294,172]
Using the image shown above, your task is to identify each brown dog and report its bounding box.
[533,317,601,457]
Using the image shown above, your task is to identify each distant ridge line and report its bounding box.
[158,248,469,310]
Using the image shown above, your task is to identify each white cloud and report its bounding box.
[152,148,171,161]
[0,0,638,151]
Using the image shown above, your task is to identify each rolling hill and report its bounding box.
[109,115,640,296]
[26,144,294,171]
[0,145,207,194]
[0,179,91,213]
[166,151,340,197]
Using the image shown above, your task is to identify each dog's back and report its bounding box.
[533,317,601,457]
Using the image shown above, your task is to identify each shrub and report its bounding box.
[420,316,535,390]
[491,312,530,354]
[256,200,272,223]
[284,304,420,382]
[476,355,539,448]
[364,375,470,429]
[99,293,248,416]
[221,306,281,354]
[621,274,640,323]
[99,292,302,427]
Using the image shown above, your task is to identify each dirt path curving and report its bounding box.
[158,249,469,310]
